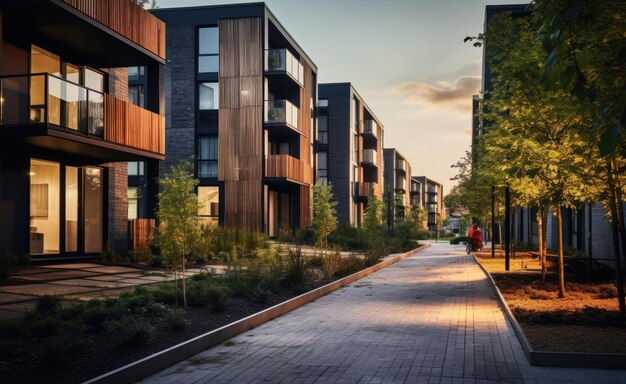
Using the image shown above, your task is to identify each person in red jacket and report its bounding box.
[471,223,483,252]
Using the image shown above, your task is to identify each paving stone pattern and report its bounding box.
[141,243,626,384]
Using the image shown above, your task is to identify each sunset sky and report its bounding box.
[157,0,521,195]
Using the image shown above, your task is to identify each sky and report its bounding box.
[157,0,519,195]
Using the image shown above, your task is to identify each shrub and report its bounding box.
[105,316,151,347]
[187,283,232,311]
[285,246,308,288]
[321,248,341,280]
[100,241,116,262]
[337,253,365,277]
[35,295,62,315]
[450,236,469,245]
[364,243,388,266]
[164,309,187,330]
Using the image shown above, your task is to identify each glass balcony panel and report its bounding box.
[364,120,378,137]
[1,76,34,125]
[88,91,104,137]
[264,100,299,129]
[362,149,377,165]
[48,76,87,132]
[265,49,304,86]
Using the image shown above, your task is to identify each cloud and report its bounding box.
[392,76,480,113]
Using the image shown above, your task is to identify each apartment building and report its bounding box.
[152,3,317,236]
[0,0,165,260]
[383,148,411,220]
[317,83,384,227]
[413,176,444,234]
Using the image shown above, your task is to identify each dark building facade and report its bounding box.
[383,148,411,221]
[413,176,444,234]
[0,0,165,260]
[317,83,384,227]
[152,3,317,236]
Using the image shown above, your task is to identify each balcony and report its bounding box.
[410,182,421,194]
[265,49,304,87]
[361,149,378,167]
[0,73,164,159]
[264,100,301,135]
[265,155,312,185]
[354,182,381,200]
[396,159,407,173]
[395,177,407,192]
[363,120,378,138]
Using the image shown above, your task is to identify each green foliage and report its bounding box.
[154,160,202,307]
[363,195,385,247]
[320,248,342,280]
[311,183,338,248]
[100,242,116,262]
[35,295,62,315]
[164,309,186,330]
[450,236,469,245]
[285,246,309,289]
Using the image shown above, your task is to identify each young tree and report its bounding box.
[311,183,338,248]
[153,160,201,307]
[363,195,384,246]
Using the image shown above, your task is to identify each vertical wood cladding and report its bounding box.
[298,60,314,227]
[218,17,263,231]
[61,0,165,60]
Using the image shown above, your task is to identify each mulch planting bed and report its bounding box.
[0,292,295,384]
[475,251,626,354]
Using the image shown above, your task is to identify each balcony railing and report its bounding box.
[363,120,378,138]
[0,73,164,155]
[396,177,407,191]
[362,149,378,166]
[396,159,407,173]
[355,182,381,199]
[411,182,420,193]
[265,49,304,86]
[61,0,165,60]
[266,154,312,185]
[1,73,104,135]
[264,100,299,130]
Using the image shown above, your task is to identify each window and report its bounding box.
[129,85,145,108]
[198,27,219,73]
[128,66,145,81]
[317,151,327,186]
[318,115,328,144]
[198,135,218,178]
[128,187,139,220]
[84,68,104,92]
[198,186,219,226]
[318,99,328,108]
[84,167,103,253]
[30,159,60,255]
[199,83,219,110]
[128,161,145,176]
[352,134,359,163]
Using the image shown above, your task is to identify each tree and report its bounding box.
[133,0,159,9]
[534,0,626,312]
[153,160,201,307]
[363,195,384,246]
[311,183,337,248]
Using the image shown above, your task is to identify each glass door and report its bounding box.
[29,159,60,255]
[84,167,103,253]
[65,166,79,253]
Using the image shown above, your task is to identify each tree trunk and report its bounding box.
[538,205,545,280]
[527,204,532,249]
[607,158,625,314]
[182,255,187,307]
[557,207,565,298]
[542,206,548,279]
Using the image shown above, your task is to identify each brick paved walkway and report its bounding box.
[140,242,626,384]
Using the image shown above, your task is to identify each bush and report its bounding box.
[187,283,232,311]
[337,253,365,277]
[164,309,187,330]
[35,295,62,315]
[321,248,342,280]
[105,316,151,347]
[100,241,116,262]
[450,236,469,245]
[327,224,368,250]
[285,246,308,288]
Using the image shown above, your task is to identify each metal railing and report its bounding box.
[265,49,304,86]
[362,149,378,165]
[363,119,378,138]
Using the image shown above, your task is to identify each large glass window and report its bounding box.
[84,68,104,92]
[198,27,219,73]
[30,159,60,255]
[198,135,218,178]
[128,66,145,81]
[199,83,219,110]
[318,115,328,144]
[84,167,103,253]
[317,151,328,186]
[198,186,219,226]
[129,85,145,108]
[65,166,78,252]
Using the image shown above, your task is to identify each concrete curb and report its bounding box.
[473,254,626,369]
[83,244,430,384]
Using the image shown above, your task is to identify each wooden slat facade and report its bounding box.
[218,17,264,231]
[104,93,165,155]
[356,182,382,199]
[61,0,165,60]
[297,60,314,227]
[128,218,155,250]
[265,155,313,185]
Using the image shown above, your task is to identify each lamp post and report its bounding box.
[491,185,495,258]
[505,185,510,271]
